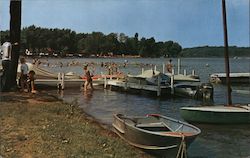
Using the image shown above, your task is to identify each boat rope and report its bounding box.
[176,135,187,158]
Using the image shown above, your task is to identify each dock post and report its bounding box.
[124,77,128,90]
[177,58,180,74]
[192,70,195,76]
[171,69,174,94]
[142,68,144,74]
[154,65,157,72]
[58,72,61,81]
[57,72,61,90]
[104,76,107,89]
[162,63,165,74]
[184,69,186,76]
[157,75,161,96]
[61,73,65,90]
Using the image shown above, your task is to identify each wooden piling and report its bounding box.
[192,70,195,76]
[61,73,65,90]
[184,69,187,76]
[177,58,181,75]
[162,63,165,74]
[104,76,107,89]
[171,69,175,94]
[157,75,161,96]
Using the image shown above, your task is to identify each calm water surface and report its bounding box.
[42,57,250,158]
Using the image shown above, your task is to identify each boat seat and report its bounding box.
[136,122,173,132]
[124,119,137,125]
[136,122,165,128]
[161,132,194,137]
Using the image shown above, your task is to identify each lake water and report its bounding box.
[36,57,250,158]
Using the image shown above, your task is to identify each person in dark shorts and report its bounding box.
[28,70,37,93]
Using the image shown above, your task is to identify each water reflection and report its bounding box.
[82,89,93,103]
[57,89,64,98]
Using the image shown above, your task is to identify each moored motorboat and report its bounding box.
[180,105,250,124]
[165,73,200,83]
[112,113,200,157]
[174,82,213,100]
[127,69,170,86]
[180,0,250,125]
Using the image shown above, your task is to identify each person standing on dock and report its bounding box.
[83,65,94,91]
[166,59,173,73]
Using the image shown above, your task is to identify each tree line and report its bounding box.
[180,46,250,57]
[0,25,182,58]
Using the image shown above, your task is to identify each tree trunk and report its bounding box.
[8,0,22,91]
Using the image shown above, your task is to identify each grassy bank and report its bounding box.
[0,92,151,158]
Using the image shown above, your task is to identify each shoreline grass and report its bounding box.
[0,92,152,158]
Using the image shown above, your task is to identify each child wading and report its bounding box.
[83,65,94,91]
[28,70,37,94]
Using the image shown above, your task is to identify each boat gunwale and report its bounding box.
[113,114,201,138]
[113,128,179,150]
[181,105,250,112]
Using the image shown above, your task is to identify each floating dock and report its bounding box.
[210,72,250,84]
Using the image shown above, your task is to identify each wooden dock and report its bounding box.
[104,79,171,97]
[35,78,104,90]
[210,72,250,84]
[19,58,203,97]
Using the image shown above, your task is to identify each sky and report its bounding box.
[0,0,249,48]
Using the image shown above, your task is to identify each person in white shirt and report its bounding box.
[1,42,12,92]
[20,57,29,92]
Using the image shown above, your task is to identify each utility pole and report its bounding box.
[8,0,22,91]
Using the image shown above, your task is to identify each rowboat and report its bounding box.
[112,113,201,157]
[17,63,81,79]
